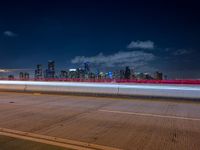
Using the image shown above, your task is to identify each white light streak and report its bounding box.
[0,81,200,99]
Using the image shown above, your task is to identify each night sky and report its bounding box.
[0,0,200,79]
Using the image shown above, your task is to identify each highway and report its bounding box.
[0,92,200,150]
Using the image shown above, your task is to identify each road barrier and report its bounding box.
[0,80,200,99]
[1,78,200,84]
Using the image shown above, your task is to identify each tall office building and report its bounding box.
[130,68,135,79]
[155,71,163,80]
[35,64,43,79]
[19,72,24,80]
[19,72,29,80]
[68,69,77,78]
[60,70,68,78]
[24,72,29,80]
[125,66,131,79]
[8,75,14,80]
[84,62,90,74]
[77,68,85,79]
[45,61,55,78]
[120,69,125,79]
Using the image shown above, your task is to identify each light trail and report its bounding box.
[0,80,200,90]
[0,80,200,99]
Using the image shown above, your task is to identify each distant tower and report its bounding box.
[120,69,125,79]
[155,71,163,80]
[24,72,29,80]
[19,72,29,80]
[35,64,43,79]
[19,72,24,80]
[130,68,135,79]
[8,75,14,80]
[60,70,68,78]
[124,66,131,79]
[48,61,55,71]
[45,60,55,78]
[84,62,90,73]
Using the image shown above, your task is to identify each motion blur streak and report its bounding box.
[0,80,199,90]
[0,80,200,99]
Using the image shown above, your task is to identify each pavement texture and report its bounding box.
[0,92,200,150]
[0,135,69,150]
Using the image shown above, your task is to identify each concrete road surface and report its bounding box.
[0,135,70,150]
[0,92,200,150]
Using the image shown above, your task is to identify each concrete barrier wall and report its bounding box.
[0,81,119,95]
[0,81,200,99]
[118,84,200,99]
[26,82,118,95]
[0,81,26,91]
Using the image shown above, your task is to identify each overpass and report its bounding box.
[0,91,200,150]
[0,80,200,149]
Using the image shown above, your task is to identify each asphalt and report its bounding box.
[0,135,70,150]
[0,92,200,150]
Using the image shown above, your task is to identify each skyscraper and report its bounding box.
[35,64,43,79]
[60,70,68,78]
[84,62,90,73]
[45,61,55,78]
[19,72,24,80]
[19,72,29,80]
[125,66,131,79]
[120,69,125,79]
[155,71,163,80]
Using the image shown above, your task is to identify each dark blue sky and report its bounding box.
[0,0,200,78]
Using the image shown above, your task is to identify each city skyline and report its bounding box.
[0,1,200,79]
[1,60,164,80]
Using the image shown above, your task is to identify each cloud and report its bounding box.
[71,51,156,69]
[173,49,191,55]
[127,40,154,49]
[3,30,17,37]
